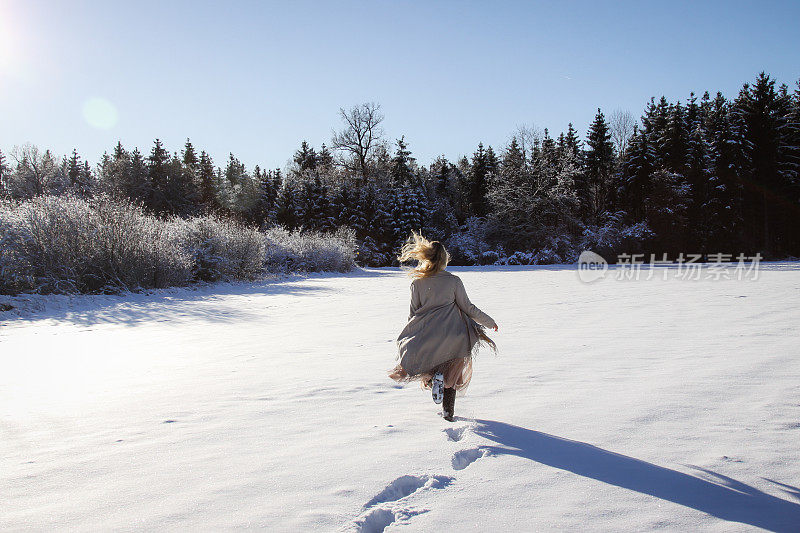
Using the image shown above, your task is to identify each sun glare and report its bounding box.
[83,97,119,129]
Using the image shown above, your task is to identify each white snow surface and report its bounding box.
[2,265,800,532]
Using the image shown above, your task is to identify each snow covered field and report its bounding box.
[2,265,800,532]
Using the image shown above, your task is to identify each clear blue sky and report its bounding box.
[2,0,799,171]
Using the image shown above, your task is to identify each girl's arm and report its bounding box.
[455,277,497,329]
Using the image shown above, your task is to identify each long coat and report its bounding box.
[396,270,497,376]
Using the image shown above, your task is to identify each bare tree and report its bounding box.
[9,144,65,198]
[513,123,542,164]
[331,102,385,184]
[609,109,636,158]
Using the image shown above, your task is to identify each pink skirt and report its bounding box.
[388,356,474,392]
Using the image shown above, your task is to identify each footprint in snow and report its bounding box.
[443,426,469,442]
[362,474,453,510]
[349,474,452,532]
[351,507,428,533]
[451,447,489,471]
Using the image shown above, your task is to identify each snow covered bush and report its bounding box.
[446,217,495,265]
[0,198,22,294]
[525,234,580,264]
[504,251,534,266]
[0,195,357,295]
[480,250,500,265]
[581,215,654,262]
[356,235,393,268]
[0,194,192,294]
[264,226,356,273]
[174,215,265,282]
[530,248,562,264]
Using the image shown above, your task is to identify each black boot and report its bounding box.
[442,387,456,422]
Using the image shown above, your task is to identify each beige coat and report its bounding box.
[396,270,497,376]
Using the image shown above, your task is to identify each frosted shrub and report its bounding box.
[0,194,192,294]
[357,235,393,267]
[528,234,579,264]
[505,251,534,266]
[446,217,495,265]
[175,215,266,282]
[0,195,358,295]
[264,226,356,273]
[89,196,193,291]
[480,250,500,265]
[581,218,653,260]
[531,248,562,264]
[0,199,24,294]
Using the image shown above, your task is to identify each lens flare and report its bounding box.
[82,97,119,129]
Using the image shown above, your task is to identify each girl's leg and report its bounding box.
[443,387,456,421]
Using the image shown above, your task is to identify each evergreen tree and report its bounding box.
[254,166,278,225]
[390,136,416,186]
[225,153,246,188]
[484,145,499,205]
[369,185,396,251]
[432,156,452,198]
[275,180,299,229]
[67,149,82,189]
[99,142,130,199]
[452,156,471,223]
[330,184,356,229]
[685,121,715,251]
[651,96,671,167]
[350,186,374,238]
[427,157,459,240]
[182,139,198,173]
[317,143,334,170]
[735,72,797,255]
[789,80,800,251]
[198,151,218,210]
[147,139,171,213]
[391,184,426,242]
[538,130,557,191]
[468,143,491,217]
[582,109,617,223]
[706,92,747,247]
[664,101,688,176]
[293,141,318,173]
[620,128,657,221]
[564,123,582,161]
[487,137,535,247]
[129,148,149,204]
[219,153,246,212]
[233,168,261,222]
[178,139,200,212]
[686,92,701,135]
[165,152,197,216]
[295,176,332,229]
[315,177,335,230]
[81,161,93,194]
[645,170,692,254]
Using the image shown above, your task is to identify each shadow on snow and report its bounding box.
[472,419,800,532]
[0,275,334,327]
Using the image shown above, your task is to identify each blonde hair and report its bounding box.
[397,231,449,278]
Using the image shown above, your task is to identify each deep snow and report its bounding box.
[2,265,800,532]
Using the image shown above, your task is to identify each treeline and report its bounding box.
[2,72,798,265]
